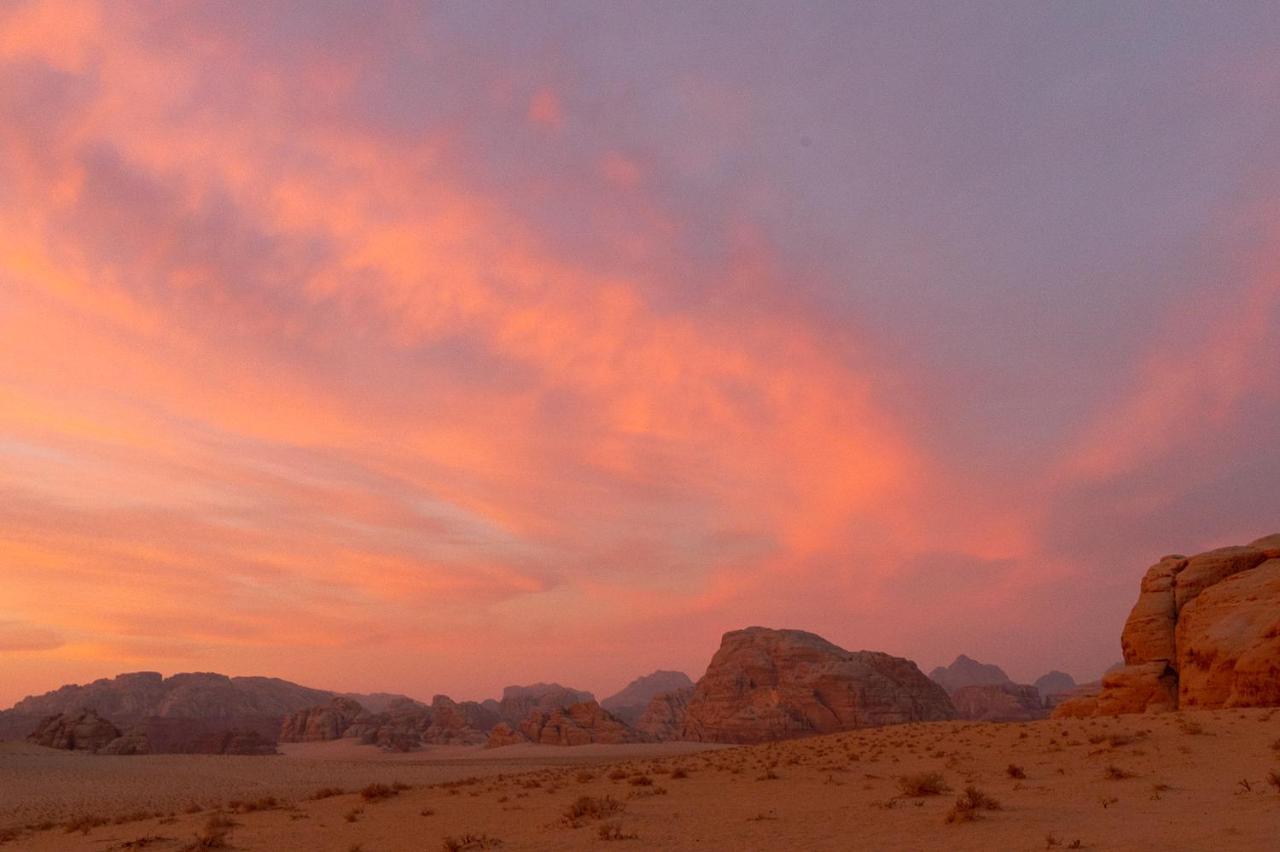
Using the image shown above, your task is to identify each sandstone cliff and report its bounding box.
[1055,533,1280,717]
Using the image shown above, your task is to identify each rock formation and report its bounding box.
[1054,533,1280,717]
[485,701,642,747]
[634,687,693,740]
[279,697,366,742]
[950,683,1046,722]
[1033,671,1077,702]
[928,655,1012,693]
[27,710,121,752]
[495,683,594,725]
[600,671,693,726]
[679,627,954,743]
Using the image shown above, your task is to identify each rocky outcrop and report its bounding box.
[1054,533,1280,717]
[28,710,121,752]
[485,701,643,748]
[679,627,954,743]
[424,695,500,744]
[950,683,1046,722]
[280,697,366,742]
[928,655,1012,693]
[634,687,692,740]
[98,726,150,755]
[495,683,594,725]
[484,722,525,748]
[1033,671,1077,702]
[601,671,693,726]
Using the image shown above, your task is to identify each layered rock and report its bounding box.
[280,695,496,750]
[634,687,692,740]
[485,701,642,748]
[1054,534,1280,717]
[927,655,1011,693]
[600,671,693,726]
[28,710,121,752]
[98,727,150,755]
[679,627,954,743]
[950,683,1046,722]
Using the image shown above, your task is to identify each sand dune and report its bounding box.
[3,709,1278,850]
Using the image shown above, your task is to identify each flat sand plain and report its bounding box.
[3,709,1279,850]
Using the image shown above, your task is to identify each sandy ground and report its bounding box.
[3,708,1279,850]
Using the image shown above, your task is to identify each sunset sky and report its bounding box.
[1,1,1278,707]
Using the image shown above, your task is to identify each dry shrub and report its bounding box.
[562,795,624,827]
[945,786,1002,824]
[63,815,111,835]
[360,782,398,802]
[442,833,503,851]
[598,821,638,841]
[1104,764,1135,780]
[1006,764,1026,779]
[670,767,689,779]
[627,775,653,787]
[310,787,345,800]
[897,771,950,797]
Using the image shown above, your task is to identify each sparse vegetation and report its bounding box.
[598,821,638,840]
[361,782,399,801]
[1104,764,1135,780]
[561,795,624,827]
[1006,763,1026,779]
[442,833,503,851]
[310,787,346,800]
[945,786,1001,824]
[897,771,950,797]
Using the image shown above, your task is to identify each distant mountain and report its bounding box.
[1033,670,1076,699]
[600,671,693,726]
[928,655,1012,693]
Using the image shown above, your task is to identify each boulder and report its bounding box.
[680,627,954,743]
[634,687,692,741]
[950,683,1046,722]
[601,671,693,726]
[27,709,121,752]
[927,655,1011,693]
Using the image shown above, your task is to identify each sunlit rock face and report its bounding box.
[1055,533,1280,717]
[678,627,955,744]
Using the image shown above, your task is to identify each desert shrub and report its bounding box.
[897,771,950,797]
[561,795,623,827]
[442,833,503,851]
[63,815,111,835]
[945,786,1001,823]
[1267,770,1280,792]
[670,767,689,779]
[1104,764,1135,780]
[310,787,345,800]
[1006,764,1026,779]
[627,775,653,786]
[360,782,398,802]
[607,768,629,781]
[598,821,638,840]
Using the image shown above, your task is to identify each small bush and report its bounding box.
[1104,764,1135,780]
[945,786,1001,824]
[361,782,399,802]
[598,821,638,841]
[1006,764,1026,779]
[561,795,624,827]
[607,768,629,781]
[627,775,653,787]
[897,771,950,797]
[670,767,689,779]
[310,787,345,800]
[442,834,503,851]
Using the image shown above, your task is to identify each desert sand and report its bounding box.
[3,709,1278,850]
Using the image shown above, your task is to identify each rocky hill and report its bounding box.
[675,627,954,743]
[928,654,1012,692]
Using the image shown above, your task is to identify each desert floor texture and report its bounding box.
[3,708,1279,851]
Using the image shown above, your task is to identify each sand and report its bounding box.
[3,708,1279,850]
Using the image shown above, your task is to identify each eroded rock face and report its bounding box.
[1177,559,1280,708]
[634,687,692,741]
[484,722,525,749]
[1055,534,1280,717]
[950,683,1046,722]
[279,697,366,742]
[680,627,954,743]
[28,710,121,752]
[601,671,693,726]
[927,655,1011,693]
[496,683,594,725]
[485,701,642,747]
[98,727,150,755]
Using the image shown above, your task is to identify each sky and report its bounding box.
[1,1,1278,708]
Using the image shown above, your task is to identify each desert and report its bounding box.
[3,2,1279,849]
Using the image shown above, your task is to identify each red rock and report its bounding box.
[1120,556,1185,665]
[950,683,1046,722]
[1173,546,1268,612]
[27,710,121,752]
[634,687,692,741]
[279,697,365,742]
[928,655,1011,693]
[483,722,526,749]
[680,627,954,743]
